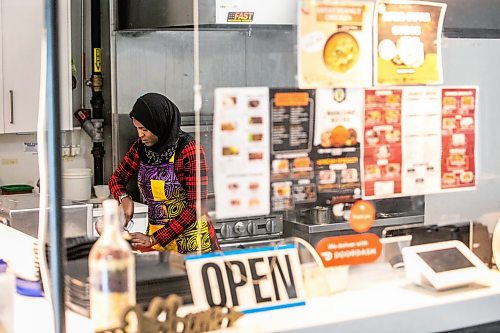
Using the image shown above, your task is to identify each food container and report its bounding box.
[62,168,92,201]
[93,185,110,199]
[0,184,34,195]
[303,206,332,225]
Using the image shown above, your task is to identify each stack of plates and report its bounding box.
[35,236,99,268]
[65,252,192,317]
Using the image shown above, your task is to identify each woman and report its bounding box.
[109,93,220,253]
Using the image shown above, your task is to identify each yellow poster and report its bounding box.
[375,1,447,85]
[298,0,374,88]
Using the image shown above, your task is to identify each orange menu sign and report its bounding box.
[349,200,375,233]
[316,233,382,267]
[274,92,310,107]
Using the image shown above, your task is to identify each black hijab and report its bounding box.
[129,93,184,165]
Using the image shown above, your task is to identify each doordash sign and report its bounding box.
[185,244,306,314]
[316,233,382,267]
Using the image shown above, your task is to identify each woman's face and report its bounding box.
[133,118,159,147]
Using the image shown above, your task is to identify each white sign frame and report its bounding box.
[185,244,306,313]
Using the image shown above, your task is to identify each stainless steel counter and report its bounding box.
[0,194,92,239]
[284,215,424,247]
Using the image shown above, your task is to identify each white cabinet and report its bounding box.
[0,0,72,134]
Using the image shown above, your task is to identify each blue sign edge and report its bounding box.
[241,300,306,314]
[185,244,296,261]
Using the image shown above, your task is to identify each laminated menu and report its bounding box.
[374,1,446,85]
[298,0,373,88]
[363,86,477,200]
[440,87,477,190]
[363,88,403,198]
[270,89,316,211]
[401,86,442,194]
[213,87,271,219]
[312,88,363,205]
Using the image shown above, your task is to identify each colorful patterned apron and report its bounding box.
[137,153,213,253]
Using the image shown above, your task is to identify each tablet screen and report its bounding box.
[417,247,474,273]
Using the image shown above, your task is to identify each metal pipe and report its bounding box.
[81,0,85,108]
[45,0,66,331]
[110,0,120,170]
[90,0,105,185]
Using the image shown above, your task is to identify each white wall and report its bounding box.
[425,38,500,231]
[0,131,93,188]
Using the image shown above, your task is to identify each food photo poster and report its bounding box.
[298,0,374,88]
[374,0,446,85]
[213,87,271,219]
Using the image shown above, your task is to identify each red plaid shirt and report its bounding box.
[109,139,219,249]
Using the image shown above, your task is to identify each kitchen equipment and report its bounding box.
[214,214,284,250]
[0,184,33,195]
[304,206,331,225]
[285,196,425,247]
[313,207,331,225]
[117,0,296,29]
[62,168,92,201]
[0,193,92,238]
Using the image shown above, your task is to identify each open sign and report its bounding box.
[185,244,306,313]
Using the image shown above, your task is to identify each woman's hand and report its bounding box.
[130,232,155,248]
[121,196,134,224]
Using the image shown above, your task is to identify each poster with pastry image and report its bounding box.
[440,87,477,190]
[312,88,363,205]
[298,0,373,88]
[270,88,317,211]
[363,88,403,199]
[213,87,271,219]
[375,1,446,85]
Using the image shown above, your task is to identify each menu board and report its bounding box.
[213,87,271,219]
[313,88,363,205]
[401,86,442,194]
[374,1,446,85]
[270,89,316,211]
[363,86,478,199]
[363,88,403,198]
[441,87,477,190]
[298,0,373,88]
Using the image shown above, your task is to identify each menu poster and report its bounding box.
[298,0,373,88]
[213,87,271,219]
[312,88,363,205]
[375,1,446,85]
[363,88,403,199]
[441,87,477,190]
[270,88,316,211]
[401,86,442,194]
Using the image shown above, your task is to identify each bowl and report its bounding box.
[93,185,110,199]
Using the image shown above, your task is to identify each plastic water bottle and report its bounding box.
[88,199,135,332]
